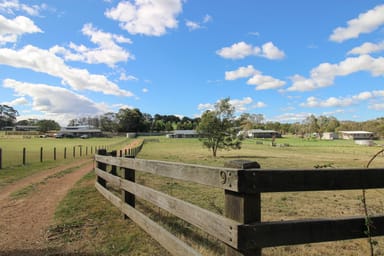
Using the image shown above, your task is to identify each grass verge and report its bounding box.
[48,172,169,256]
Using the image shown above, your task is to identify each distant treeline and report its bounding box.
[2,104,384,137]
[67,110,384,138]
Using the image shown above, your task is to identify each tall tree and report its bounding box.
[100,112,119,132]
[117,108,146,132]
[0,105,18,129]
[36,119,61,132]
[197,98,242,157]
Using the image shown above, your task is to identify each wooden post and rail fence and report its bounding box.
[95,147,384,255]
[0,145,110,169]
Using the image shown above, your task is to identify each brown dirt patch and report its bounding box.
[0,159,94,256]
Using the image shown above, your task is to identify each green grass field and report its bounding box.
[3,135,384,255]
[0,136,131,189]
[138,135,384,169]
[0,135,130,169]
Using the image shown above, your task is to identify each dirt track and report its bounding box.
[0,159,94,256]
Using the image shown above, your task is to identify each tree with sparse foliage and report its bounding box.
[197,98,242,157]
[0,105,18,129]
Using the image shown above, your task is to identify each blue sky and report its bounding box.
[1,0,384,126]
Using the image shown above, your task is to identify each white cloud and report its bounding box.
[197,103,214,111]
[288,55,384,91]
[254,101,266,108]
[185,20,200,30]
[216,41,285,60]
[105,0,183,36]
[142,88,148,93]
[0,0,46,16]
[330,4,384,42]
[0,45,134,96]
[52,23,134,67]
[261,42,285,59]
[273,112,312,123]
[198,97,263,114]
[229,97,253,112]
[3,79,108,124]
[247,73,286,90]
[186,14,212,31]
[120,72,138,81]
[225,65,285,90]
[369,103,384,110]
[0,14,42,45]
[225,65,257,80]
[348,41,384,55]
[1,96,28,106]
[300,90,384,108]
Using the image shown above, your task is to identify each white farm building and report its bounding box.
[340,131,374,140]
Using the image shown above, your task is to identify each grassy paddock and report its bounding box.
[0,136,131,189]
[0,136,130,169]
[51,135,384,255]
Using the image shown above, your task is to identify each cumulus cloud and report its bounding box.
[51,23,134,67]
[348,41,384,55]
[0,14,42,45]
[330,4,384,42]
[225,65,257,80]
[105,0,183,36]
[0,45,134,96]
[225,65,286,90]
[216,41,285,60]
[229,97,253,112]
[300,90,384,108]
[288,55,384,91]
[0,0,46,16]
[1,96,28,106]
[3,79,107,116]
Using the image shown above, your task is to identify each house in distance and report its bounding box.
[245,129,282,139]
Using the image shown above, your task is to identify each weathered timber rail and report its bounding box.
[95,150,384,256]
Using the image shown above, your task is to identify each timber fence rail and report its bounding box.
[95,150,384,256]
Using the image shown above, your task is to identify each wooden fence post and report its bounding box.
[0,148,2,169]
[64,147,67,159]
[22,147,26,165]
[110,150,117,175]
[40,147,43,162]
[54,147,56,161]
[97,149,107,188]
[224,160,261,256]
[122,155,135,219]
[73,146,76,158]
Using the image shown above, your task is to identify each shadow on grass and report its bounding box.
[0,249,105,256]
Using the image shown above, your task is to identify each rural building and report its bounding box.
[2,125,39,131]
[166,130,198,138]
[322,132,338,140]
[340,131,374,140]
[57,125,102,138]
[246,129,281,139]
